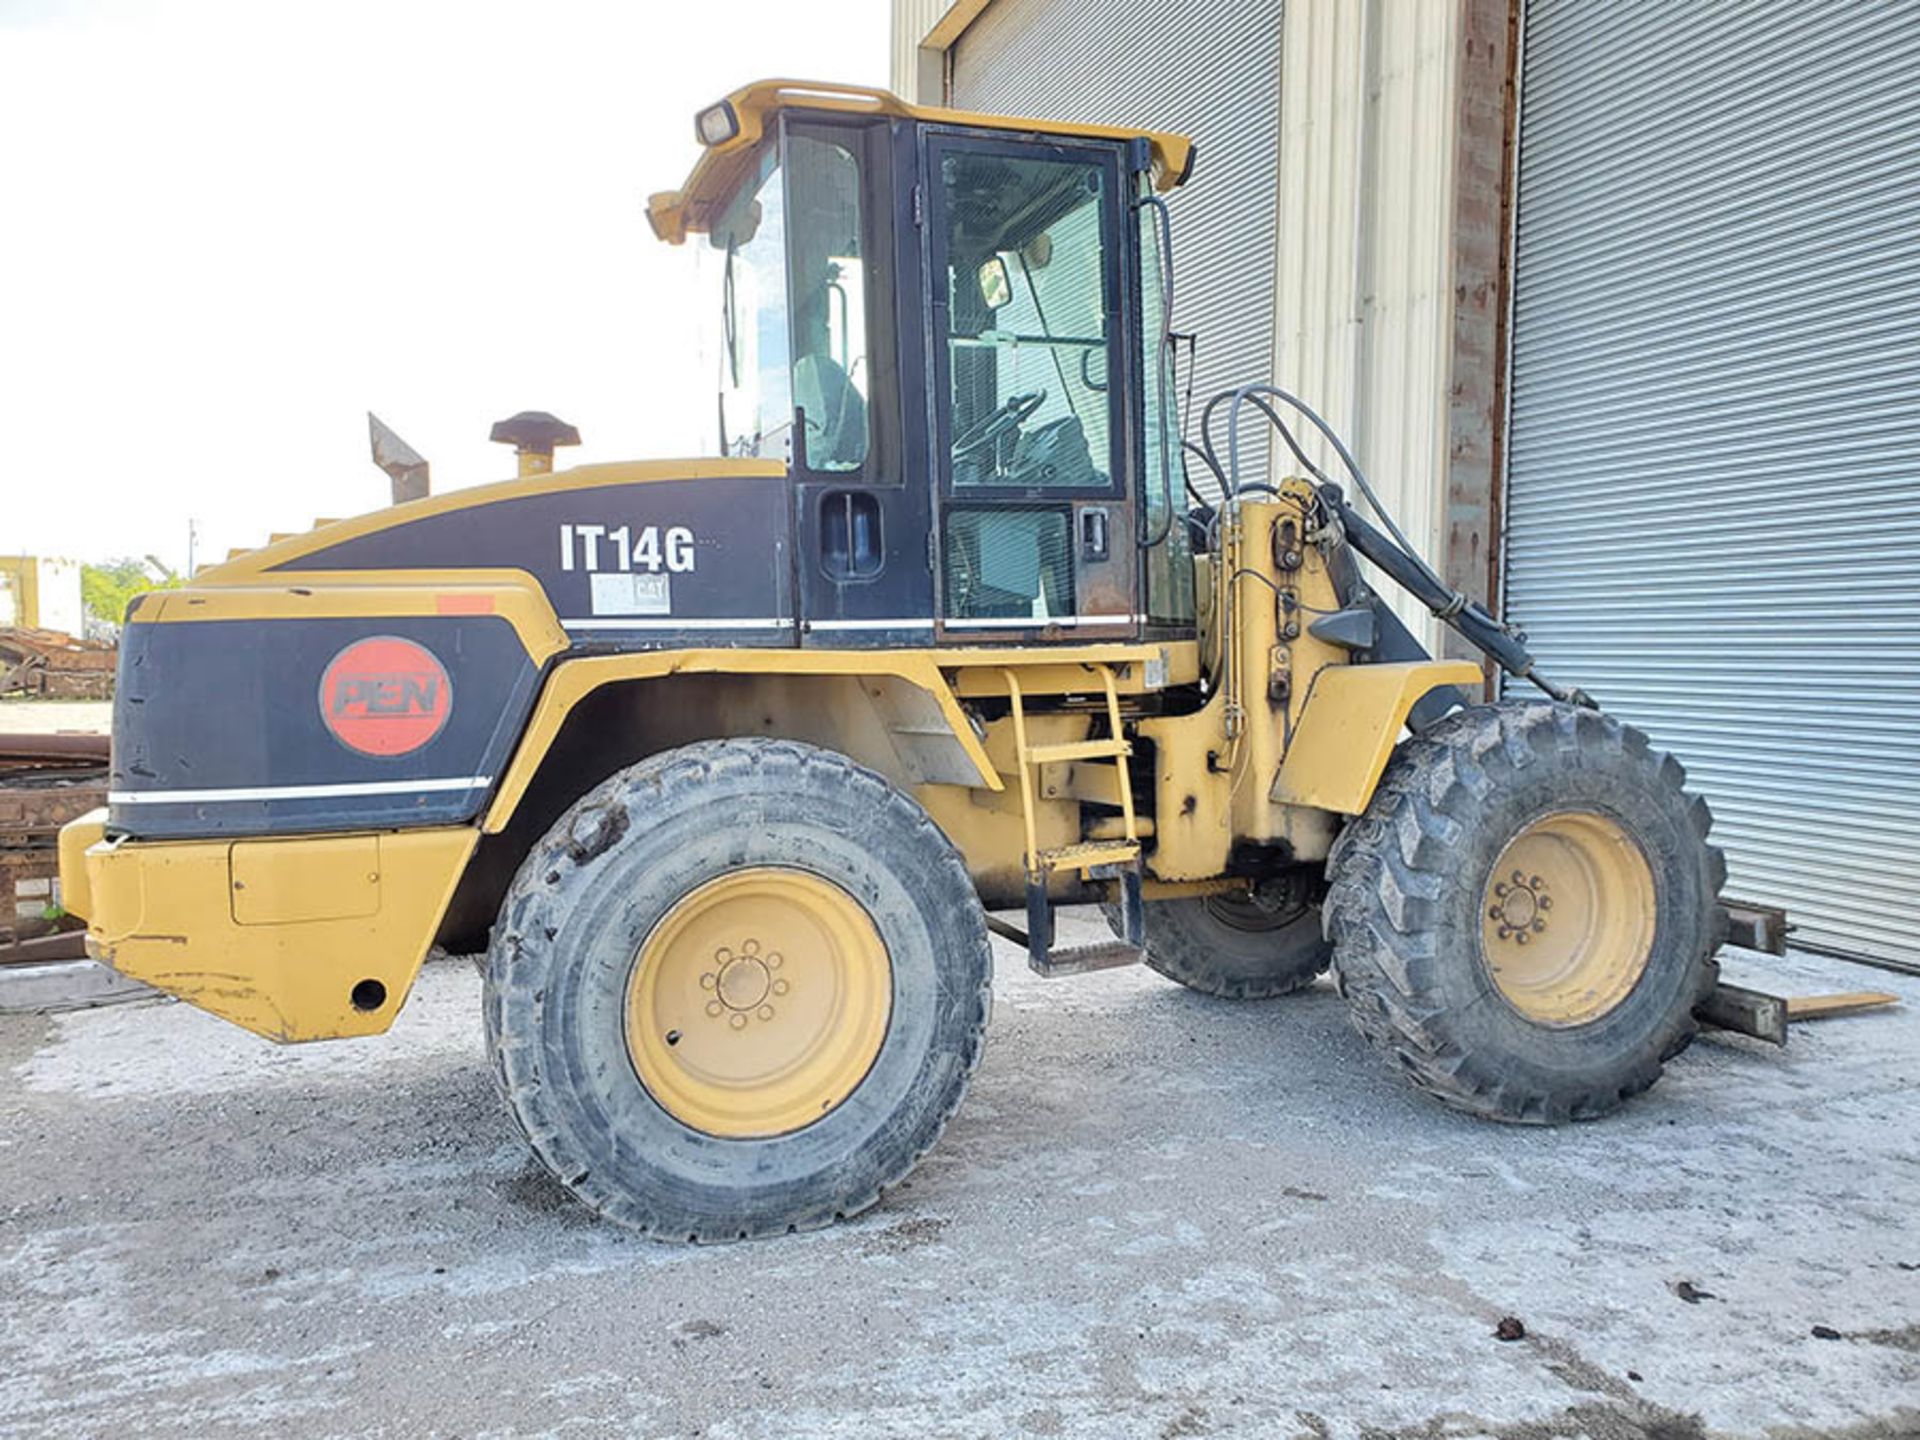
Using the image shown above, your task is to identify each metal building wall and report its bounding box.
[1504,1,1920,965]
[947,0,1287,495]
[891,0,968,101]
[1271,0,1465,649]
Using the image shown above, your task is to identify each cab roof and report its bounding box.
[645,78,1196,246]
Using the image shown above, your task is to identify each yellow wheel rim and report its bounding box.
[626,868,892,1139]
[1480,810,1657,1027]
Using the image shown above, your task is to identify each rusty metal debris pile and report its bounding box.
[0,627,116,700]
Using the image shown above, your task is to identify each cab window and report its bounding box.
[712,124,881,475]
[787,130,870,472]
[940,149,1115,492]
[714,148,792,461]
[1139,180,1195,623]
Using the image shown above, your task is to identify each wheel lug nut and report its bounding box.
[700,972,716,990]
[768,953,783,969]
[705,1000,723,1017]
[1532,919,1546,932]
[1494,883,1509,897]
[773,979,790,995]
[1512,870,1526,885]
[1538,896,1552,910]
[1488,907,1504,921]
[757,1005,775,1021]
[1497,926,1513,940]
[1515,931,1531,945]
[729,1013,747,1030]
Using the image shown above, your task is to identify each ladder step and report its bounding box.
[1036,840,1140,873]
[1030,940,1143,978]
[999,863,1144,976]
[1025,739,1131,765]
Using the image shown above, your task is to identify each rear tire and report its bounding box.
[1105,876,1331,999]
[484,739,991,1239]
[1325,700,1725,1124]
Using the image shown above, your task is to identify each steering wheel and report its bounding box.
[951,389,1047,462]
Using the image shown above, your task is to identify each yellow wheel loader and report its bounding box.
[59,81,1725,1239]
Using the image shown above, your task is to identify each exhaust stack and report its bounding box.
[490,411,581,479]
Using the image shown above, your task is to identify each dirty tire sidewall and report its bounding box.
[1105,892,1330,1000]
[1327,701,1724,1123]
[485,739,991,1239]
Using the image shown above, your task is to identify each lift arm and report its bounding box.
[1318,483,1596,709]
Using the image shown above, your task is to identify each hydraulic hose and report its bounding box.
[1200,379,1597,709]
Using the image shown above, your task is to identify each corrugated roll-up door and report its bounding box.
[1504,1,1920,966]
[950,0,1284,497]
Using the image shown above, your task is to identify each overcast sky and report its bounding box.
[0,0,888,572]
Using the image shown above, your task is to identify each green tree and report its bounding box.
[81,556,180,626]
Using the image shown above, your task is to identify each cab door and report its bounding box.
[924,132,1140,643]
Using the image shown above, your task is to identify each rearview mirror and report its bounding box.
[978,256,1012,310]
[709,198,763,249]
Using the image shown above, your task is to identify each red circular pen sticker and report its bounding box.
[319,636,452,757]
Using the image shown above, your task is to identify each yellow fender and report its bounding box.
[1272,660,1485,815]
[484,649,1002,833]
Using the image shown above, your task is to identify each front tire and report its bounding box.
[1326,701,1725,1124]
[484,739,992,1239]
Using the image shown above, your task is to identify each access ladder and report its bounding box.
[991,666,1146,976]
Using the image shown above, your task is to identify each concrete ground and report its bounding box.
[2,916,1916,1439]
[0,698,112,735]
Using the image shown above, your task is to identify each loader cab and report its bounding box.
[664,84,1195,647]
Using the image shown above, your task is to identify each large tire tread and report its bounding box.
[1326,700,1726,1124]
[483,739,991,1240]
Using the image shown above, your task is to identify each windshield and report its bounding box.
[711,126,873,472]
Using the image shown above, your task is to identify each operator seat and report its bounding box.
[793,352,867,469]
